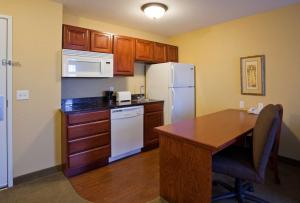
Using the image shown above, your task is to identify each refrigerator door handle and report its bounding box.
[171,67,175,87]
[171,88,175,110]
[0,96,4,121]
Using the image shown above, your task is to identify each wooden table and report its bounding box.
[155,109,257,203]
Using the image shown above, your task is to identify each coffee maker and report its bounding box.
[104,90,114,101]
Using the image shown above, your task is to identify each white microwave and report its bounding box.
[62,49,114,77]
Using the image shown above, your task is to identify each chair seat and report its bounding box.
[213,146,263,183]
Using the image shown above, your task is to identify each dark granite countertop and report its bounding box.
[61,96,163,113]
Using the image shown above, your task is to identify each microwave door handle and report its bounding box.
[99,61,102,73]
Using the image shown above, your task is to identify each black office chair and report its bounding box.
[212,104,280,203]
[269,104,283,184]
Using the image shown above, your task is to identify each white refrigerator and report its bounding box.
[146,62,195,124]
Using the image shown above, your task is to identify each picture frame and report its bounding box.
[240,55,265,96]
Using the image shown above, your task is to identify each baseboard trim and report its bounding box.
[279,156,300,167]
[13,165,62,185]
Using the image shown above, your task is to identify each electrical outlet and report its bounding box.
[239,100,245,109]
[16,90,30,100]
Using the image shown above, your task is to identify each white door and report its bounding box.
[171,63,195,88]
[0,17,8,188]
[169,87,195,123]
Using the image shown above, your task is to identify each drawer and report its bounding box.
[68,146,110,169]
[144,102,163,113]
[68,110,109,125]
[68,133,110,155]
[68,120,110,140]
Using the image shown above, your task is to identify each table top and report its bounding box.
[155,109,257,152]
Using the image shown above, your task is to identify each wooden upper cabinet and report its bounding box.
[113,35,135,76]
[90,31,113,53]
[153,43,167,63]
[166,45,179,62]
[63,24,90,51]
[135,39,154,62]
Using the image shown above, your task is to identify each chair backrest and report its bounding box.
[273,104,283,153]
[252,104,280,179]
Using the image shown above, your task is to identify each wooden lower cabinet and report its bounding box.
[143,102,164,150]
[62,110,111,177]
[61,103,164,176]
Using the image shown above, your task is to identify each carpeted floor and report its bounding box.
[0,154,299,203]
[0,173,88,203]
[149,162,300,203]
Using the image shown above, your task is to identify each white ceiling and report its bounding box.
[55,0,300,36]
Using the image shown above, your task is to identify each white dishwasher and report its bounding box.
[109,106,144,162]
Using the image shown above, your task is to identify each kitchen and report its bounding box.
[1,1,300,202]
[60,24,195,176]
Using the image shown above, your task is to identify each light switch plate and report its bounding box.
[16,90,30,100]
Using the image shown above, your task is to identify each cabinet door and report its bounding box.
[135,39,154,62]
[166,45,178,62]
[113,35,135,76]
[63,24,90,51]
[144,111,163,147]
[153,43,167,63]
[90,31,113,53]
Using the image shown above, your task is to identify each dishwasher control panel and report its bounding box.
[111,106,144,120]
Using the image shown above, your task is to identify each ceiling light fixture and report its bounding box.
[141,3,168,19]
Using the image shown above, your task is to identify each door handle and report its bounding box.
[0,96,4,121]
[171,67,174,86]
[171,88,175,110]
[2,59,12,66]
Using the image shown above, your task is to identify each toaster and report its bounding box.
[116,91,131,102]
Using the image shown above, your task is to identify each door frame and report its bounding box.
[0,15,13,188]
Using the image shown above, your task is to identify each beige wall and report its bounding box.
[63,12,168,43]
[170,4,300,160]
[0,0,63,177]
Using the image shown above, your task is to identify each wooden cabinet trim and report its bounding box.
[144,102,164,113]
[62,24,179,71]
[68,145,111,169]
[90,30,113,53]
[144,102,164,150]
[113,35,135,76]
[153,43,167,63]
[68,133,110,155]
[68,132,109,143]
[135,39,154,62]
[63,24,90,51]
[67,120,110,140]
[68,120,110,129]
[166,45,178,62]
[68,110,110,125]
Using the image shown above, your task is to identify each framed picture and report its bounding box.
[240,55,265,96]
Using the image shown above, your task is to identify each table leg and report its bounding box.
[159,134,212,203]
